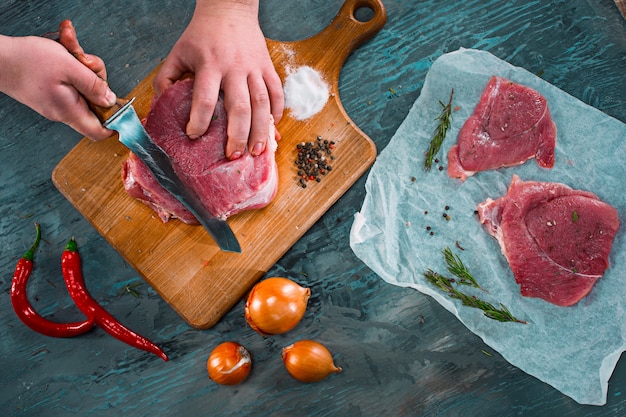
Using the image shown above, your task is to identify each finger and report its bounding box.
[222,77,252,160]
[80,53,107,80]
[58,20,84,57]
[247,75,272,156]
[153,58,186,96]
[274,125,282,142]
[58,21,108,80]
[264,70,285,125]
[187,70,221,140]
[64,98,115,140]
[66,61,117,108]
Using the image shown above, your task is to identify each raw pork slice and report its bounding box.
[478,175,620,306]
[448,76,557,181]
[122,79,279,223]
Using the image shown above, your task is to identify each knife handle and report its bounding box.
[89,98,130,125]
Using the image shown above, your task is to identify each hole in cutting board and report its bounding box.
[354,6,375,22]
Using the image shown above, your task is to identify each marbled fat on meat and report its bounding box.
[448,76,557,181]
[478,175,620,306]
[122,79,278,223]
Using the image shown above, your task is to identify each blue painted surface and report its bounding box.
[1,0,625,415]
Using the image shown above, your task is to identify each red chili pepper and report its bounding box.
[10,223,95,337]
[61,238,168,361]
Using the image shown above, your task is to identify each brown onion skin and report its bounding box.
[207,341,252,385]
[245,277,311,336]
[281,340,342,383]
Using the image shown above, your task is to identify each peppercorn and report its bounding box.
[294,135,336,186]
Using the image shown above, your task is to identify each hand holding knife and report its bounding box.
[48,20,242,253]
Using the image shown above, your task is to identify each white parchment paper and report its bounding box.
[350,49,626,405]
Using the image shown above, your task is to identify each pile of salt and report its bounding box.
[283,66,330,121]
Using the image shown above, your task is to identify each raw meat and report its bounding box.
[448,76,557,181]
[478,175,620,307]
[122,79,279,223]
[123,152,198,224]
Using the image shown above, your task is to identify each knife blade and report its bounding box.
[98,98,242,253]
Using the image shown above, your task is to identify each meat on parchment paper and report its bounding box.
[448,76,557,181]
[122,79,279,224]
[478,175,620,307]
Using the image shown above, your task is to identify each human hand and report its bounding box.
[0,20,116,140]
[153,0,284,160]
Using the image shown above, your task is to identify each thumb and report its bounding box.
[67,62,117,109]
[153,59,186,97]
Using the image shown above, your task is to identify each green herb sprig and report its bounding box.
[424,89,454,171]
[120,282,143,298]
[442,247,483,290]
[424,247,526,324]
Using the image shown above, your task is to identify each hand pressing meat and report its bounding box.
[448,76,557,181]
[123,79,279,223]
[153,0,284,161]
[478,175,620,307]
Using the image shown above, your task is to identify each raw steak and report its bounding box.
[122,79,279,223]
[478,175,620,306]
[448,76,557,181]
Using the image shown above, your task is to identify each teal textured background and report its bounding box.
[1,1,625,415]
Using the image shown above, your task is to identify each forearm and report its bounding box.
[0,35,22,96]
[194,0,259,17]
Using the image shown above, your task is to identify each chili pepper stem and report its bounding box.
[10,223,96,338]
[23,222,42,261]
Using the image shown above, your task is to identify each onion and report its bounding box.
[281,340,342,383]
[207,341,252,385]
[245,277,311,335]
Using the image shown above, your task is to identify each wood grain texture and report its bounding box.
[616,0,626,18]
[51,0,387,329]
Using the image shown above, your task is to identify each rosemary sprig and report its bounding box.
[120,282,143,298]
[442,247,483,290]
[423,270,526,324]
[423,249,527,324]
[424,88,454,171]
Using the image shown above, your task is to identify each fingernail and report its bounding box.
[230,151,242,160]
[252,143,264,156]
[105,88,117,106]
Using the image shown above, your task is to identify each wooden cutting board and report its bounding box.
[52,0,387,329]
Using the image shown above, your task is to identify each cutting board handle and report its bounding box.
[302,0,387,75]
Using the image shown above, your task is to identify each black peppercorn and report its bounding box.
[294,135,336,186]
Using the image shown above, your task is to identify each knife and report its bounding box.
[93,98,242,253]
[45,26,240,252]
